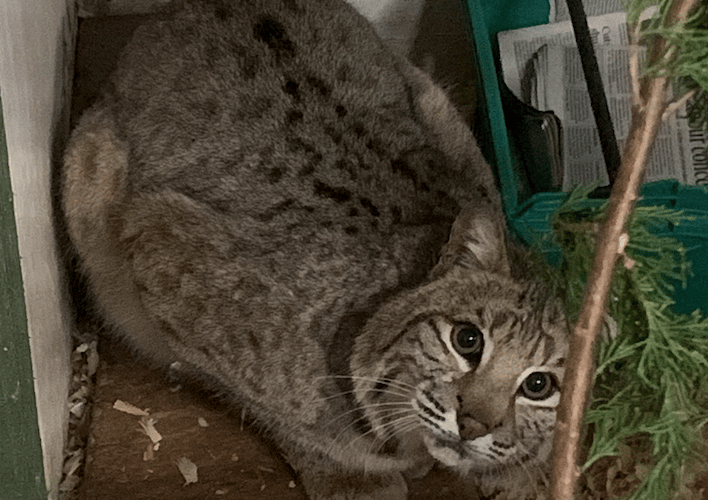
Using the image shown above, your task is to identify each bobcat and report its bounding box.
[62,0,569,498]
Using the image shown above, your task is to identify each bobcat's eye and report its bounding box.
[520,372,556,400]
[451,323,484,361]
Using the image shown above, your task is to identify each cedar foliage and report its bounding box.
[549,185,708,499]
[630,0,708,133]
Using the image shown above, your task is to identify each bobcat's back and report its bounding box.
[63,0,498,366]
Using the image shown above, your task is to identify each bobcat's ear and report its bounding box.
[431,200,510,278]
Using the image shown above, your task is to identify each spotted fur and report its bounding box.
[62,1,569,498]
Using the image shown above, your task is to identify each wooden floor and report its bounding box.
[75,341,708,500]
[77,340,481,500]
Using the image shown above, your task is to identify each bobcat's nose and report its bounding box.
[458,415,492,440]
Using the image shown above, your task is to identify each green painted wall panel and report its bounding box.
[0,96,47,497]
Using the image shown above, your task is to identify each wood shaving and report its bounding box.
[143,443,156,462]
[69,400,86,419]
[113,399,150,416]
[68,385,89,402]
[86,342,100,376]
[138,417,163,444]
[75,343,90,353]
[176,457,199,485]
[137,416,163,461]
[59,331,100,500]
[58,472,82,495]
[198,417,209,427]
[59,448,85,493]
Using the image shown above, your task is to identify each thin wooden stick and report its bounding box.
[548,1,702,499]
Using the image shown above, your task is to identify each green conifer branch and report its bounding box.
[551,191,708,499]
[630,0,708,132]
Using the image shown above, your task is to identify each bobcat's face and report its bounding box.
[352,267,568,477]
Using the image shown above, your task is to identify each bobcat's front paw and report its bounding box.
[301,470,407,500]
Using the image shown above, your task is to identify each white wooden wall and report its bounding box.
[0,0,75,497]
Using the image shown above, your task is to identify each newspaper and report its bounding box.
[498,11,630,99]
[498,8,708,188]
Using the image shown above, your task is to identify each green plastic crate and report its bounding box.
[460,0,708,314]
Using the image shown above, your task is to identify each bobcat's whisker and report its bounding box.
[320,400,414,429]
[511,440,547,491]
[307,384,412,405]
[323,403,415,456]
[365,410,420,441]
[313,374,418,394]
[335,405,416,445]
[365,417,423,458]
[368,419,423,457]
[353,413,420,455]
[338,407,419,450]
